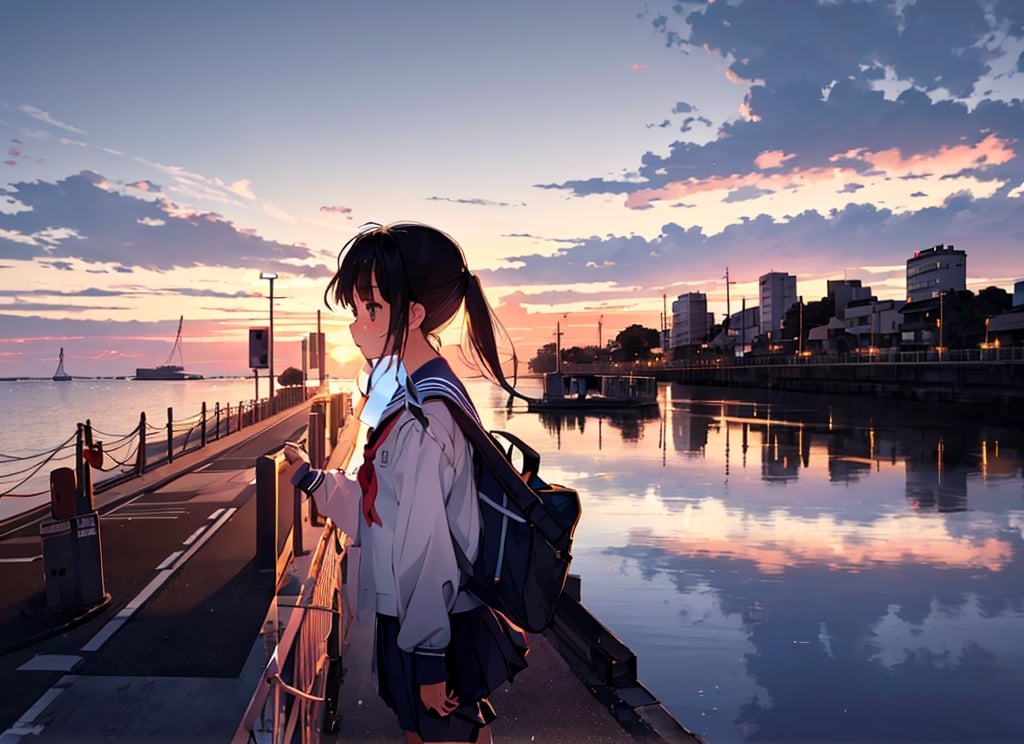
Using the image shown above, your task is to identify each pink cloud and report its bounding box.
[626,134,1017,209]
[631,64,649,72]
[754,150,795,169]
[320,205,353,216]
[863,133,1014,174]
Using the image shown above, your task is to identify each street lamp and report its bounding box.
[260,271,278,410]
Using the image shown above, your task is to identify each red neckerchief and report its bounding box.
[357,413,402,527]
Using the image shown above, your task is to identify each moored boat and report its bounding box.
[133,364,204,381]
[134,316,204,380]
[526,372,659,411]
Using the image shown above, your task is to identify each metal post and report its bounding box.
[137,412,147,475]
[214,402,221,441]
[309,407,326,527]
[256,455,278,573]
[201,402,207,448]
[166,407,173,463]
[260,272,277,414]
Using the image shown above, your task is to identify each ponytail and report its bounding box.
[463,274,528,402]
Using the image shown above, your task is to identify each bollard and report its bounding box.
[256,455,278,573]
[137,411,147,475]
[166,407,174,463]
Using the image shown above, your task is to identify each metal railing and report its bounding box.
[233,522,346,744]
[235,393,353,744]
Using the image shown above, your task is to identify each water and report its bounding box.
[3,376,1024,742]
[0,378,264,516]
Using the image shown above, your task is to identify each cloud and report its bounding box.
[126,180,160,192]
[320,205,353,216]
[426,196,526,207]
[18,104,86,135]
[0,170,320,274]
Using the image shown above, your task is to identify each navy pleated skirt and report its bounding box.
[374,605,530,742]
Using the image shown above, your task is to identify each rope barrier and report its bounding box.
[0,431,78,463]
[0,391,312,500]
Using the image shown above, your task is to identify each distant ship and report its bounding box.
[134,316,204,380]
[52,347,72,381]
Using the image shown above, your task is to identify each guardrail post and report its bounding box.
[308,407,326,527]
[166,407,174,463]
[256,454,278,573]
[136,412,147,475]
[201,402,207,448]
[293,481,306,558]
[214,402,221,441]
[329,394,342,448]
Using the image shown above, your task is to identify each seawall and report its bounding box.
[655,359,1024,412]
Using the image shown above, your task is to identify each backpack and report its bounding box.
[434,397,582,634]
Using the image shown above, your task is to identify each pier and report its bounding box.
[0,393,703,743]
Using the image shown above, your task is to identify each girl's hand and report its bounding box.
[420,681,458,717]
[283,441,309,466]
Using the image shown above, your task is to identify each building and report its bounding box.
[906,244,966,302]
[843,299,903,349]
[671,292,709,348]
[759,271,798,336]
[727,304,760,355]
[1015,279,1024,308]
[827,279,874,319]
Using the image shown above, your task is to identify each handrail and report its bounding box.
[232,521,346,744]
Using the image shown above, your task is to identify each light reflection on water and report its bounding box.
[472,378,1024,744]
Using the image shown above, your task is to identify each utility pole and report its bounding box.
[798,295,804,354]
[723,268,737,324]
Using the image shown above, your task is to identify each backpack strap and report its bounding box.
[433,396,566,548]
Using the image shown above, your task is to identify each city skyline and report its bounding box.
[3,0,1024,378]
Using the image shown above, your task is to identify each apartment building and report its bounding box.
[671,292,709,348]
[906,244,966,302]
[843,299,903,348]
[759,271,798,336]
[827,279,874,319]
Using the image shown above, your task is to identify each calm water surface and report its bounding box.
[471,379,1024,744]
[3,377,1023,742]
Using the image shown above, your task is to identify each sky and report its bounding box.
[3,0,1024,379]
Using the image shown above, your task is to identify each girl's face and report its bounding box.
[349,284,391,361]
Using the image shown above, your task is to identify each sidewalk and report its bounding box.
[0,401,703,743]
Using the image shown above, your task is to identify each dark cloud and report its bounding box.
[478,194,1022,292]
[724,185,774,203]
[0,170,318,274]
[552,0,1024,200]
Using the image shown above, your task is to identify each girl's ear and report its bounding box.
[408,301,427,331]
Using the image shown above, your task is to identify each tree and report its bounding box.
[278,366,303,386]
[613,324,660,361]
[528,343,557,373]
[781,296,835,345]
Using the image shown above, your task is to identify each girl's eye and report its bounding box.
[365,302,381,322]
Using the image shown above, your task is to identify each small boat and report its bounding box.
[526,372,659,411]
[52,347,72,381]
[134,316,204,380]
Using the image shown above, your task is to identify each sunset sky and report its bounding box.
[3,0,1024,379]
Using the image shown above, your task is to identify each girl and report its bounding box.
[285,222,528,744]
